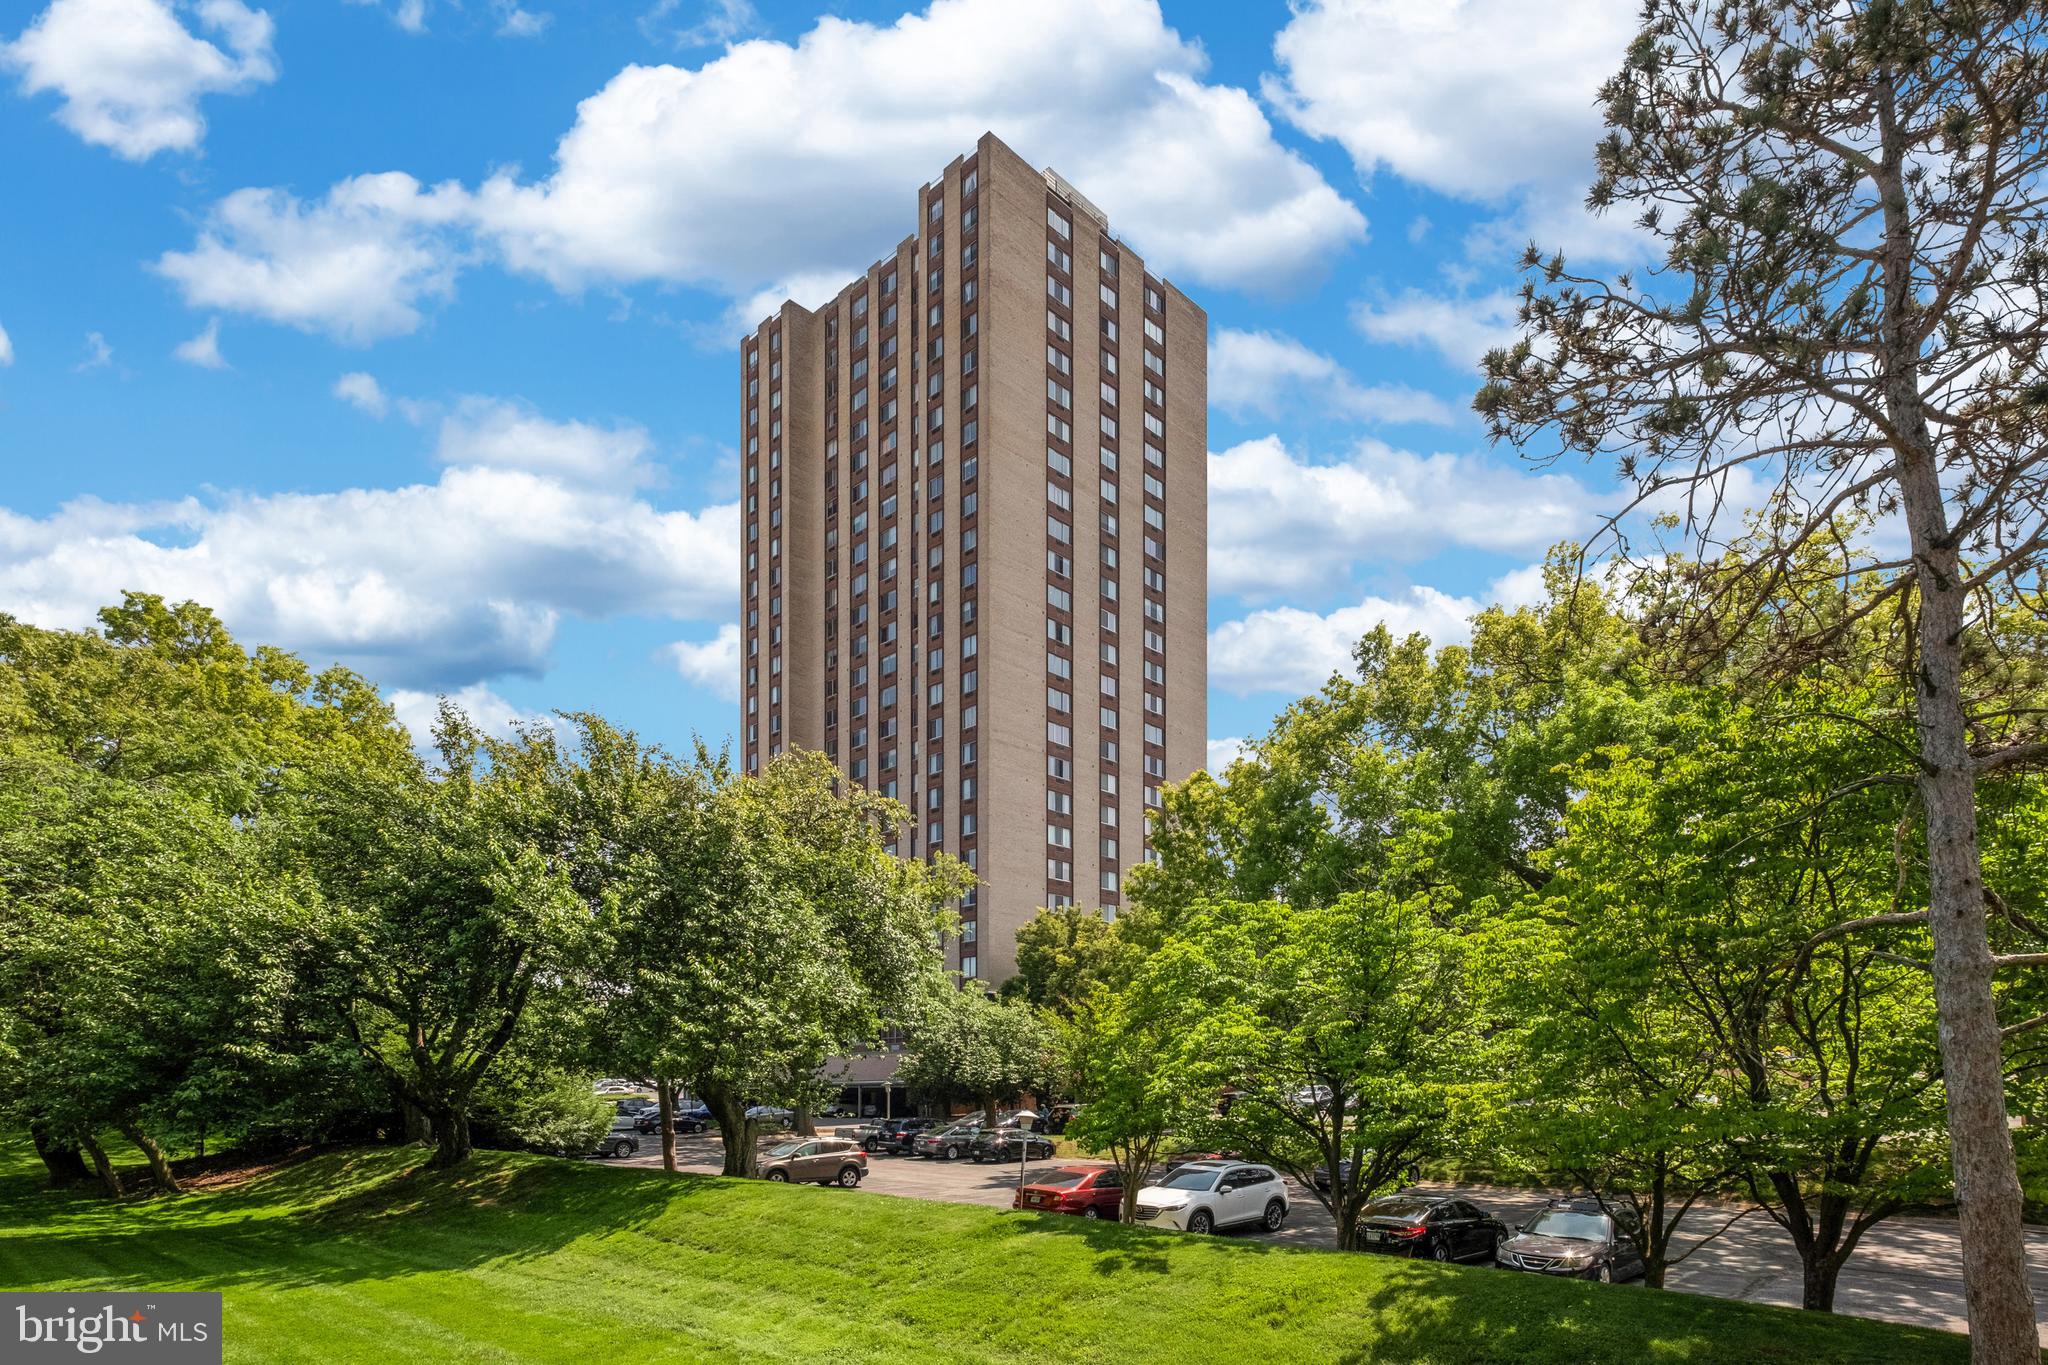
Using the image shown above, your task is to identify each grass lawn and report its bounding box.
[0,1140,1967,1364]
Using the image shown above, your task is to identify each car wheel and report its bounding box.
[1187,1210,1214,1234]
[1432,1240,1451,1262]
[946,1144,960,1161]
[1596,1263,1612,1283]
[1082,1206,1100,1220]
[1264,1201,1286,1233]
[862,1139,878,1153]
[766,1169,789,1183]
[837,1166,860,1188]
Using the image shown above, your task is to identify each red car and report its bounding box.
[1013,1165,1126,1219]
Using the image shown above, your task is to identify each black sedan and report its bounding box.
[1354,1195,1508,1264]
[1495,1196,1645,1282]
[970,1130,1056,1163]
[632,1106,711,1135]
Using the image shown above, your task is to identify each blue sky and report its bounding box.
[0,0,1648,761]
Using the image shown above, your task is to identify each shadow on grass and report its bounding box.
[0,1145,712,1296]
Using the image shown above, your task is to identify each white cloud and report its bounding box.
[1265,0,1632,203]
[494,3,550,38]
[4,0,277,160]
[0,320,12,366]
[468,1,1362,296]
[172,317,227,368]
[333,371,387,416]
[1209,562,1557,696]
[640,0,758,47]
[387,682,546,749]
[1210,328,1454,426]
[347,0,429,33]
[434,396,653,487]
[664,622,740,702]
[1211,586,1481,696]
[1352,289,1520,372]
[1207,435,1601,599]
[154,174,471,344]
[0,399,737,689]
[74,331,112,371]
[1205,736,1246,775]
[161,0,1363,340]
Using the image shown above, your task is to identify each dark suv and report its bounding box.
[1496,1196,1645,1282]
[870,1118,937,1154]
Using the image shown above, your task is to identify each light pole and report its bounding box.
[1011,1108,1040,1203]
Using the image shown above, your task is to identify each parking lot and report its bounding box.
[612,1121,2048,1342]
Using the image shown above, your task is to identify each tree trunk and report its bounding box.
[30,1123,90,1187]
[794,1103,817,1138]
[117,1119,181,1195]
[1912,545,2038,1359]
[80,1134,123,1199]
[399,1095,433,1146]
[1801,1254,1843,1313]
[1875,91,2040,1360]
[427,1105,473,1169]
[1335,1197,1362,1252]
[656,1079,678,1175]
[700,1083,755,1177]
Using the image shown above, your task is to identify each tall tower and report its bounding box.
[738,133,1207,982]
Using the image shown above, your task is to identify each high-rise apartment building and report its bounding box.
[737,133,1206,983]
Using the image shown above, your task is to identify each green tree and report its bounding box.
[1061,979,1222,1222]
[1000,906,1131,1015]
[1476,6,2048,1348]
[0,599,403,1188]
[1133,555,1640,931]
[284,709,589,1168]
[1151,832,1488,1250]
[898,985,1058,1117]
[614,750,964,1176]
[1536,686,1952,1309]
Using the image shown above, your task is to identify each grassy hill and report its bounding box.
[0,1141,1967,1363]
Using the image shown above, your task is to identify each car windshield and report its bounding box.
[766,1142,806,1158]
[1158,1168,1220,1191]
[1365,1198,1438,1220]
[1525,1210,1610,1241]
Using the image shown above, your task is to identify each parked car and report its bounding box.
[1039,1104,1081,1135]
[1354,1195,1507,1263]
[1132,1161,1288,1234]
[865,1117,935,1153]
[631,1104,709,1135]
[745,1105,794,1129]
[913,1122,984,1160]
[1014,1166,1125,1219]
[1289,1084,1334,1109]
[591,1133,639,1159]
[971,1129,1057,1163]
[760,1137,868,1187]
[593,1078,636,1095]
[1495,1196,1645,1282]
[615,1097,658,1117]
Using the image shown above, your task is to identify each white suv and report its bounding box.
[1132,1161,1289,1234]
